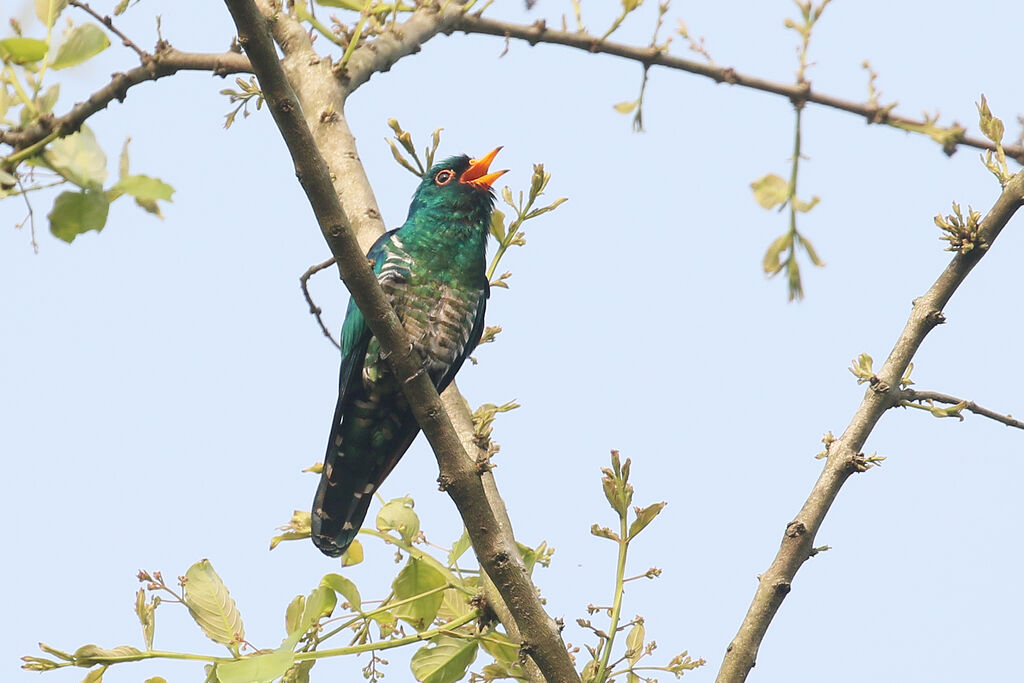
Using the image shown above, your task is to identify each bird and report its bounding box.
[311,148,507,557]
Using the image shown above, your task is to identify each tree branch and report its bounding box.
[222,2,578,681]
[895,388,1024,430]
[716,171,1024,683]
[453,15,1024,164]
[0,47,251,153]
[336,4,466,96]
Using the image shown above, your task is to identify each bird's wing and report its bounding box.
[334,230,397,406]
[435,281,488,395]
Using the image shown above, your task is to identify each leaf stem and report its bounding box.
[594,508,630,683]
[296,610,479,661]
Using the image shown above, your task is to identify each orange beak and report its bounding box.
[460,147,507,190]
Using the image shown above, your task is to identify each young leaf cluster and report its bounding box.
[386,117,443,178]
[977,94,1012,186]
[488,163,567,288]
[579,450,703,683]
[934,201,984,253]
[221,76,265,129]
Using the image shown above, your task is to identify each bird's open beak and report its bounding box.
[460,147,508,190]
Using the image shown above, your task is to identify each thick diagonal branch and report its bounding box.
[223,2,578,681]
[716,172,1024,683]
[454,15,1024,164]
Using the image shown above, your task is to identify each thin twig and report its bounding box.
[716,171,1024,683]
[14,175,39,253]
[300,257,341,349]
[0,49,251,153]
[896,388,1024,430]
[69,0,151,61]
[453,15,1024,164]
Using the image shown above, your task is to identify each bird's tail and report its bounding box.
[311,398,418,557]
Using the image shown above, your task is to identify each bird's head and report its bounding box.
[407,147,507,222]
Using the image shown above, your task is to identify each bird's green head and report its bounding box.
[406,147,507,224]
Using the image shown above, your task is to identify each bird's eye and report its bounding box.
[435,169,455,186]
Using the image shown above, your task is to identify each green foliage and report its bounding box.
[377,496,421,544]
[750,0,832,301]
[51,24,109,70]
[581,451,704,683]
[1,10,170,246]
[47,189,108,242]
[489,163,567,288]
[848,352,875,385]
[183,560,247,654]
[934,201,984,253]
[393,558,448,630]
[220,76,265,129]
[976,94,1012,186]
[386,118,442,178]
[410,636,478,683]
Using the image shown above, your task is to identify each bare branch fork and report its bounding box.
[715,171,1024,683]
[453,15,1024,164]
[221,2,579,682]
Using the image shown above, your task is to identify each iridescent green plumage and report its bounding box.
[311,151,505,557]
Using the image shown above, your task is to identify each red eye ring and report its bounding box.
[435,169,455,186]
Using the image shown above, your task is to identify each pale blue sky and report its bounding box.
[4,2,1023,682]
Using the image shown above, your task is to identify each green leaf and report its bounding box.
[590,524,620,542]
[51,24,110,70]
[182,560,245,651]
[44,126,108,189]
[377,497,420,544]
[286,584,336,643]
[118,138,131,179]
[797,234,825,267]
[284,595,305,637]
[792,195,820,213]
[38,643,74,661]
[144,678,168,683]
[35,0,69,26]
[750,173,790,209]
[614,100,639,114]
[626,622,645,665]
[628,502,666,540]
[82,666,107,683]
[134,588,156,651]
[392,557,446,631]
[73,645,142,665]
[410,636,479,683]
[762,233,791,275]
[448,528,472,566]
[216,650,295,683]
[0,38,49,64]
[478,630,519,665]
[320,573,361,612]
[342,538,363,566]
[48,190,109,242]
[37,84,60,115]
[436,587,472,621]
[489,208,506,241]
[114,174,175,202]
